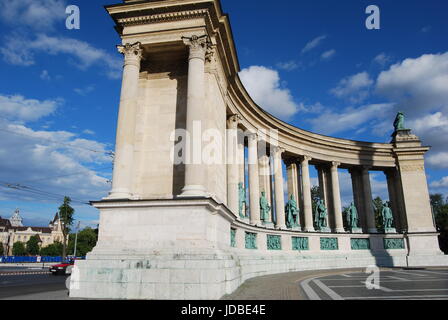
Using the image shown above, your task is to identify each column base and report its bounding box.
[349,227,363,234]
[179,185,207,198]
[334,228,346,233]
[105,189,132,200]
[303,227,315,232]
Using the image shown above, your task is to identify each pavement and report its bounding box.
[1,267,447,300]
[223,267,448,300]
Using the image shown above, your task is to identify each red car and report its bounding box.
[49,260,74,275]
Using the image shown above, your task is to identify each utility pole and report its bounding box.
[73,221,81,258]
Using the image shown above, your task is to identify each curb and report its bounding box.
[0,271,51,276]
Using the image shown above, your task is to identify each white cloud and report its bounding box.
[308,103,394,135]
[376,52,448,116]
[321,49,336,60]
[0,0,67,31]
[373,53,392,66]
[331,71,374,103]
[1,34,122,79]
[276,61,300,71]
[239,66,299,119]
[0,94,60,122]
[301,35,327,54]
[431,177,448,188]
[83,129,95,135]
[74,85,95,96]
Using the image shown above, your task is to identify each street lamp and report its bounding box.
[73,221,81,258]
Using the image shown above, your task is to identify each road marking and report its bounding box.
[387,276,410,281]
[361,281,393,292]
[314,279,344,300]
[393,270,429,277]
[341,274,352,278]
[409,270,448,276]
[300,277,322,300]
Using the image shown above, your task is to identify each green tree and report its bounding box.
[431,194,448,253]
[40,242,63,256]
[26,235,41,255]
[12,242,27,256]
[58,196,74,260]
[67,227,98,257]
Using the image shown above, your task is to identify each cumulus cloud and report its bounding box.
[0,0,67,31]
[1,34,122,79]
[308,103,394,136]
[376,52,448,116]
[301,35,327,54]
[0,94,60,122]
[330,71,374,103]
[431,177,448,188]
[239,66,299,119]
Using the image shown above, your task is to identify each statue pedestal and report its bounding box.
[350,227,363,234]
[384,227,397,234]
[317,227,331,233]
[289,226,302,231]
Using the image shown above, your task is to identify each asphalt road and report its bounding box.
[0,273,68,299]
[300,268,448,300]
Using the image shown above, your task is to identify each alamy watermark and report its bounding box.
[66,5,80,30]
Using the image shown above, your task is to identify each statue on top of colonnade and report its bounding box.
[393,112,406,132]
[285,195,300,229]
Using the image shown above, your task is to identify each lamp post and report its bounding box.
[73,221,81,258]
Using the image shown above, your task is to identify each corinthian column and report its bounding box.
[248,133,261,225]
[301,156,314,231]
[362,167,378,233]
[331,162,345,233]
[272,147,286,229]
[108,42,143,199]
[180,35,208,197]
[226,115,241,214]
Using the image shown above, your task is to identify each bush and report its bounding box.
[40,242,63,256]
[12,242,27,256]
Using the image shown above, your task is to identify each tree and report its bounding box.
[0,244,4,256]
[58,196,74,260]
[40,242,63,256]
[26,235,41,255]
[431,194,448,254]
[67,227,98,257]
[12,242,27,256]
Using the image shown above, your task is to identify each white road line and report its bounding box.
[300,277,322,300]
[409,270,448,276]
[393,270,429,277]
[387,276,410,281]
[341,274,352,278]
[361,281,393,292]
[314,279,344,300]
[329,285,366,288]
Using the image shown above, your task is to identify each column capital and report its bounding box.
[301,155,312,163]
[247,132,258,141]
[331,161,341,168]
[272,146,285,156]
[227,114,242,129]
[182,35,208,61]
[117,42,143,66]
[361,165,372,173]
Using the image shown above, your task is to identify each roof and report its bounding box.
[11,226,53,234]
[0,217,12,229]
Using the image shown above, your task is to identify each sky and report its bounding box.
[0,0,447,227]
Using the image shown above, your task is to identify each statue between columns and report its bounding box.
[381,201,396,233]
[344,202,362,233]
[259,192,271,224]
[314,200,329,232]
[285,195,300,229]
[238,183,246,219]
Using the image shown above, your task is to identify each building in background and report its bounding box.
[0,210,64,255]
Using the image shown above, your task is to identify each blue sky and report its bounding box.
[0,0,447,227]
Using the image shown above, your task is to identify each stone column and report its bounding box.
[238,131,246,216]
[361,166,378,233]
[181,35,208,197]
[248,133,261,225]
[108,42,143,199]
[300,156,314,232]
[330,162,345,233]
[286,161,300,203]
[258,151,272,223]
[273,147,286,229]
[349,168,367,232]
[226,115,241,215]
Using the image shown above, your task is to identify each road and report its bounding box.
[300,268,448,300]
[0,270,68,299]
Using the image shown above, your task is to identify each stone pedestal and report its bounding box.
[349,227,363,234]
[384,227,397,234]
